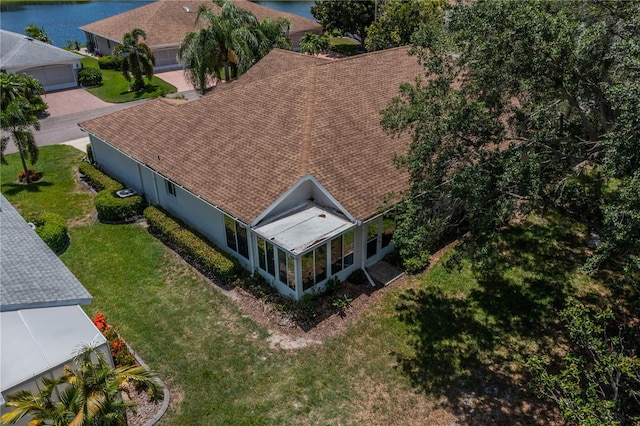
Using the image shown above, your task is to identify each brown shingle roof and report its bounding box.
[80,0,322,47]
[236,48,331,85]
[80,47,422,224]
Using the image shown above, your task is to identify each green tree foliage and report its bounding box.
[24,24,52,44]
[1,346,162,426]
[178,0,290,93]
[112,28,155,91]
[381,0,640,274]
[0,73,47,184]
[365,0,448,51]
[299,33,330,55]
[311,0,375,47]
[0,72,48,117]
[528,300,640,425]
[78,67,103,87]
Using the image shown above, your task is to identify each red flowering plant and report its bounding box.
[18,169,41,183]
[92,313,136,367]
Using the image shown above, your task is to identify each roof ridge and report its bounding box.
[299,65,317,175]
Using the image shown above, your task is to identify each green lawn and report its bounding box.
[329,37,365,56]
[1,145,610,424]
[80,56,176,103]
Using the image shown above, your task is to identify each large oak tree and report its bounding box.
[383,0,640,276]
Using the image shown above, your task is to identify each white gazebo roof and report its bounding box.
[254,203,354,255]
[0,305,107,395]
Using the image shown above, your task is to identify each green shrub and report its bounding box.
[78,162,145,222]
[95,190,146,222]
[78,162,122,192]
[298,294,318,320]
[97,55,121,70]
[78,67,102,86]
[144,206,238,283]
[32,212,69,253]
[347,269,368,285]
[324,276,342,294]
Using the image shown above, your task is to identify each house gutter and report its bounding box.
[80,128,247,223]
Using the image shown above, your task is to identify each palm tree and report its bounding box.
[1,376,80,425]
[0,72,48,117]
[113,28,155,91]
[177,28,222,94]
[24,24,53,44]
[63,346,162,426]
[299,33,330,56]
[1,346,163,426]
[178,0,290,93]
[1,102,41,183]
[257,17,292,52]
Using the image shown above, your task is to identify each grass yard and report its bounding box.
[329,37,365,56]
[2,145,612,424]
[0,145,91,220]
[80,56,176,103]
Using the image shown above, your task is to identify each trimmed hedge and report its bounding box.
[78,162,145,222]
[78,162,122,192]
[78,67,102,86]
[97,55,122,70]
[144,205,238,283]
[95,190,146,222]
[32,212,69,253]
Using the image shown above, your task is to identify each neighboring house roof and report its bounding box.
[1,305,106,394]
[0,195,92,311]
[80,0,322,47]
[80,47,423,224]
[0,29,82,71]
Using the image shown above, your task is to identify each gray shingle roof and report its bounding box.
[0,195,92,311]
[0,30,83,70]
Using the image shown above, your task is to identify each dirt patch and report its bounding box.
[223,246,452,351]
[230,278,399,350]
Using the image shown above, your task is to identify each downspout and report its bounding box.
[361,267,376,287]
[136,163,145,198]
[152,174,159,205]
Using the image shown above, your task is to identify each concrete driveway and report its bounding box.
[42,69,195,118]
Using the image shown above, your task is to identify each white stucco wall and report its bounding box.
[88,136,250,270]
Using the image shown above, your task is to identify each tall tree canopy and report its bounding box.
[0,73,47,184]
[299,33,330,56]
[113,28,155,91]
[24,24,52,44]
[382,0,640,276]
[365,0,448,51]
[178,0,290,93]
[311,0,375,47]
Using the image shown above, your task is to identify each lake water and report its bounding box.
[0,1,315,48]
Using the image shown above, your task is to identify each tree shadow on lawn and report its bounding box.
[120,84,166,99]
[2,179,53,196]
[395,214,590,423]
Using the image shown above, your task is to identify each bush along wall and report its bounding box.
[31,212,69,254]
[144,205,239,284]
[78,162,146,222]
[78,67,102,87]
